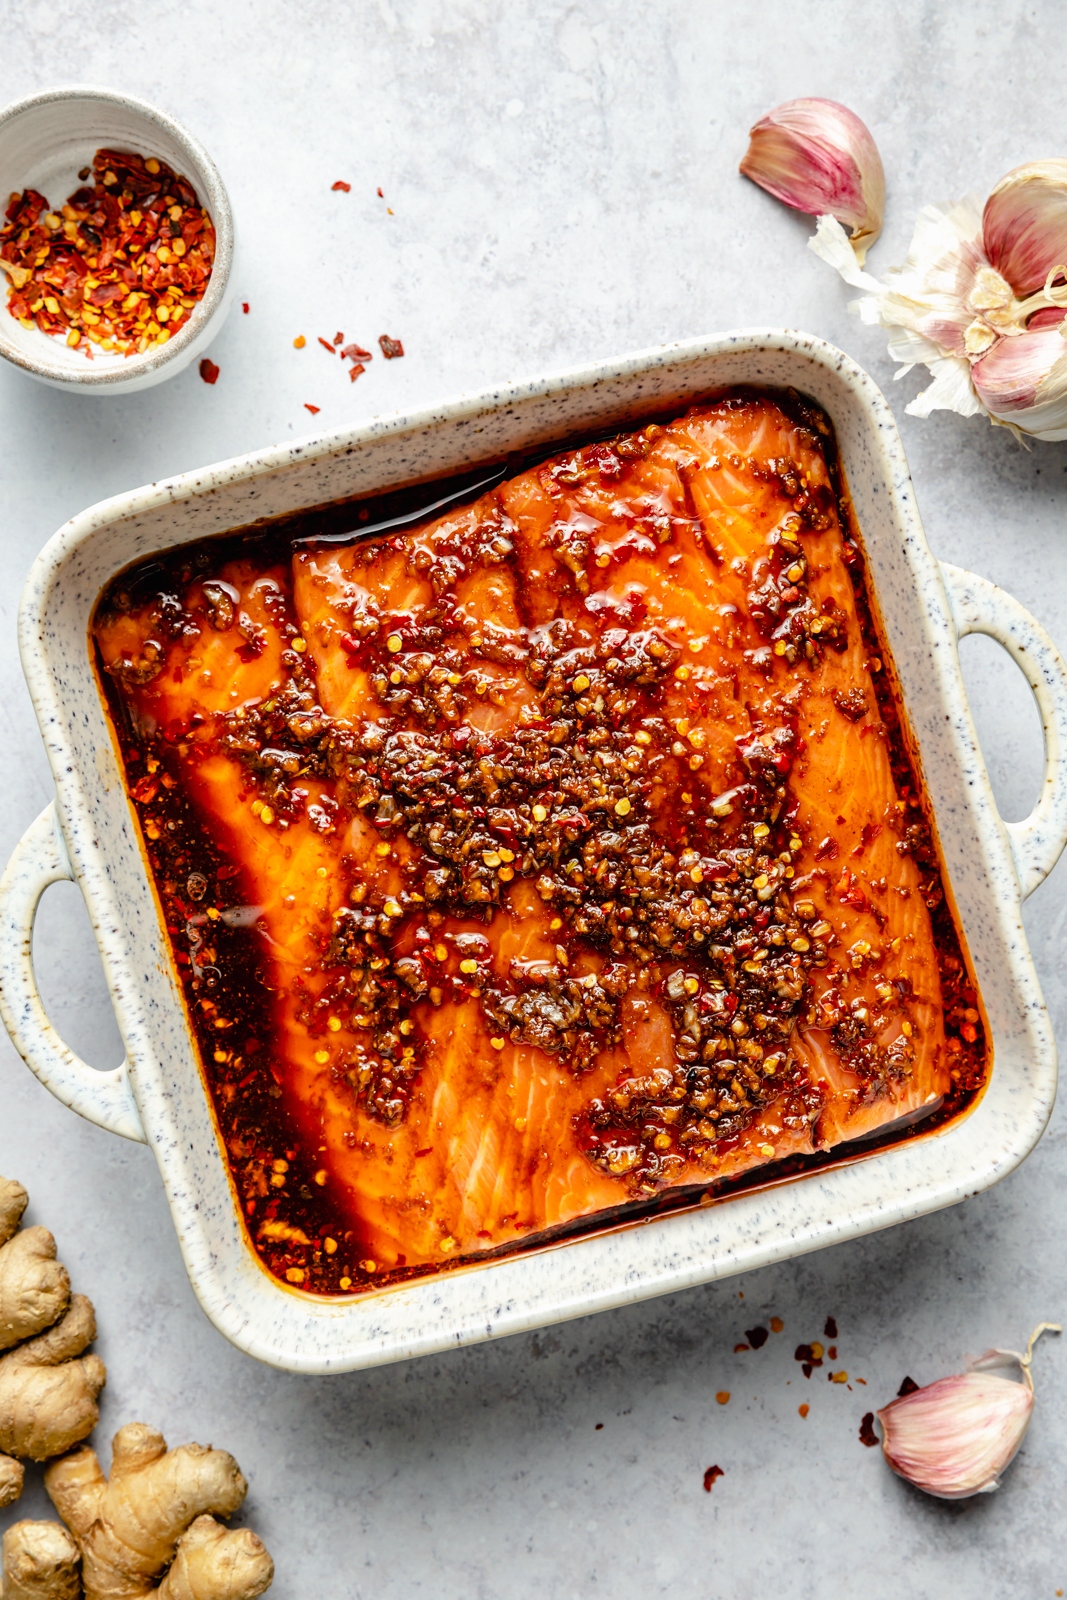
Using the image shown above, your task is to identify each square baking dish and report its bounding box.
[2,330,1064,1374]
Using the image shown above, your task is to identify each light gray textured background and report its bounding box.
[1,4,1065,1596]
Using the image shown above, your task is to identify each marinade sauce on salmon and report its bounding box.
[93,391,988,1295]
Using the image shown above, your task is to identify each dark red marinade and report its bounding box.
[94,392,988,1297]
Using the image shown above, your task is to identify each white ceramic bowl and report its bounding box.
[1,331,1065,1374]
[0,86,235,394]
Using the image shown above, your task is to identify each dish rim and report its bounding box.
[6,328,1064,1372]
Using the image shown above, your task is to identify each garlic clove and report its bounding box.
[972,327,1067,441]
[877,1371,1033,1499]
[983,160,1067,296]
[876,1323,1060,1499]
[740,98,885,263]
[807,150,1067,437]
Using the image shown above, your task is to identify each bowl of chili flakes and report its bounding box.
[0,85,235,394]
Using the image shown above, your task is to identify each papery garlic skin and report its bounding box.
[877,1371,1033,1499]
[740,99,885,264]
[875,1324,1059,1501]
[972,326,1067,435]
[811,206,1067,440]
[984,161,1067,296]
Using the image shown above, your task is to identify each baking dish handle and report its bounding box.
[941,562,1067,901]
[0,802,145,1142]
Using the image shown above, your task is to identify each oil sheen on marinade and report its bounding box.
[94,393,987,1294]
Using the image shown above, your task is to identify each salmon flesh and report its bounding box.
[94,392,987,1292]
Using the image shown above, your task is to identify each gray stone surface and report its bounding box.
[0,4,1064,1595]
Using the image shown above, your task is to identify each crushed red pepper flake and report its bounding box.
[342,343,372,362]
[318,337,335,354]
[242,301,249,314]
[379,333,404,358]
[332,180,351,193]
[859,1411,879,1446]
[199,358,219,385]
[304,403,320,414]
[376,186,384,198]
[1,148,215,358]
[798,1403,810,1418]
[92,393,990,1296]
[702,1465,724,1492]
[349,362,366,383]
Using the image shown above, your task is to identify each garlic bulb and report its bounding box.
[811,159,1067,440]
[740,99,885,264]
[876,1323,1060,1499]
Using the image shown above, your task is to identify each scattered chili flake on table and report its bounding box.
[770,1316,785,1333]
[824,1315,838,1339]
[242,301,249,313]
[331,180,351,192]
[859,1412,879,1447]
[341,342,371,362]
[349,362,365,382]
[794,1340,824,1377]
[199,357,219,385]
[379,333,404,358]
[304,403,320,414]
[715,1391,730,1406]
[376,186,384,197]
[0,148,214,358]
[317,336,335,353]
[703,1465,724,1492]
[798,1403,810,1418]
[293,335,306,348]
[745,1325,769,1350]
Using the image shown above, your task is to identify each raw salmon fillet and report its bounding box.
[95,393,985,1290]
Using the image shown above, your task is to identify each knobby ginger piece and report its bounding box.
[0,1176,105,1493]
[0,1177,27,1247]
[0,1518,80,1600]
[46,1423,272,1600]
[0,1296,106,1462]
[0,1228,70,1352]
[0,1452,23,1510]
[157,1517,274,1600]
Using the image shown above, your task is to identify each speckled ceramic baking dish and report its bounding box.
[2,330,1065,1374]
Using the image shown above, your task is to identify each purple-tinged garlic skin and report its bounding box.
[972,326,1067,431]
[877,1371,1033,1500]
[740,98,885,263]
[811,179,1067,438]
[876,1325,1059,1500]
[983,160,1067,297]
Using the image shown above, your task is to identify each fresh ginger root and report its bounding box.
[0,1176,105,1494]
[0,1519,81,1600]
[44,1424,273,1600]
[156,1518,273,1600]
[0,1454,23,1510]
